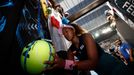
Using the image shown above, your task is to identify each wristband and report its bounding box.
[64,60,75,70]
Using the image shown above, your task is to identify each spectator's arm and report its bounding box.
[125,43,134,62]
[129,48,134,62]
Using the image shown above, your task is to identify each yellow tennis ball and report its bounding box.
[20,39,55,74]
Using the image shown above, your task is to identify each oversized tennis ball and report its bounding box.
[20,39,55,75]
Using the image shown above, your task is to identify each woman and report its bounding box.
[44,23,134,75]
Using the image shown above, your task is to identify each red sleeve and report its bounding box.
[51,16,60,29]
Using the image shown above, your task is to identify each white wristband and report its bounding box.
[64,60,75,70]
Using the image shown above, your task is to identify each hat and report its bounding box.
[58,25,74,34]
[104,9,114,16]
[64,12,69,17]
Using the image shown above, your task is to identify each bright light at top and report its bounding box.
[102,27,112,34]
[94,32,99,37]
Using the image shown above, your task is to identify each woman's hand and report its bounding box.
[44,53,65,72]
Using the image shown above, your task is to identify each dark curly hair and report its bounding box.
[69,23,87,36]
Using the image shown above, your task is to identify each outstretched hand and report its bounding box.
[43,53,65,72]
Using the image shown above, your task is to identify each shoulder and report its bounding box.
[81,33,94,40]
[80,33,96,46]
[122,43,129,46]
[81,33,91,37]
[123,43,131,48]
